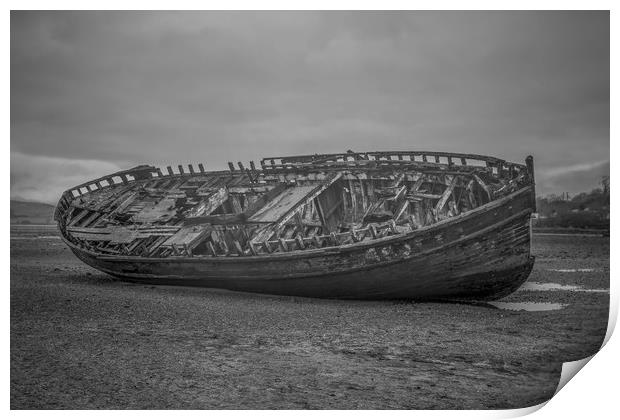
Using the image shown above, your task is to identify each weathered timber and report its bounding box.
[161,225,212,255]
[249,172,343,242]
[473,174,492,201]
[55,150,536,301]
[184,188,228,218]
[393,200,410,222]
[435,176,458,213]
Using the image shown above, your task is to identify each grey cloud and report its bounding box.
[10,152,122,204]
[538,160,609,195]
[11,11,609,202]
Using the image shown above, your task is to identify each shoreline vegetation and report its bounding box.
[533,177,609,234]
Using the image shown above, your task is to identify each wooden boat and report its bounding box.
[55,151,537,301]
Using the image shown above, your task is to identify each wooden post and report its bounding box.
[473,174,492,201]
[526,155,536,211]
[178,165,185,175]
[394,200,409,221]
[218,238,229,255]
[207,241,217,256]
[295,234,306,250]
[228,162,235,172]
[435,176,458,213]
[314,198,328,234]
[198,163,205,173]
[348,179,357,223]
[245,169,255,184]
[389,219,397,234]
[497,163,504,177]
[188,164,195,175]
[233,240,244,256]
[248,241,258,256]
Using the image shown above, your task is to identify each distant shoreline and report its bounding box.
[11,224,56,227]
[532,227,609,236]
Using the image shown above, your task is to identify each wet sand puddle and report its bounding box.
[489,302,567,312]
[520,282,609,293]
[547,268,595,273]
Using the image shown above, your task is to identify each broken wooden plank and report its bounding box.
[295,234,306,250]
[161,225,211,250]
[204,241,216,256]
[249,185,318,224]
[473,173,492,201]
[184,187,229,218]
[211,231,229,255]
[362,200,384,220]
[407,192,442,200]
[233,240,245,255]
[393,200,410,222]
[146,236,171,256]
[249,172,343,242]
[348,179,358,222]
[67,225,179,243]
[411,176,426,193]
[131,197,177,224]
[435,176,458,213]
[68,209,91,227]
[78,211,104,228]
[229,194,243,213]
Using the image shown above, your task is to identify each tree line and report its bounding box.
[534,176,609,230]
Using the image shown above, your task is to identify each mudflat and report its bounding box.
[10,225,609,409]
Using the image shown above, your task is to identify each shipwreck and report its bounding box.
[55,151,537,300]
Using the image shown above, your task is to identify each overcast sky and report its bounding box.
[11,11,609,203]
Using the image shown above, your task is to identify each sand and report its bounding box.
[10,225,609,409]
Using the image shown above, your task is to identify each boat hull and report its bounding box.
[66,187,535,301]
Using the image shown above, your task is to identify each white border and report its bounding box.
[5,2,616,419]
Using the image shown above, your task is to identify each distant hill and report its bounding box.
[10,200,55,225]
